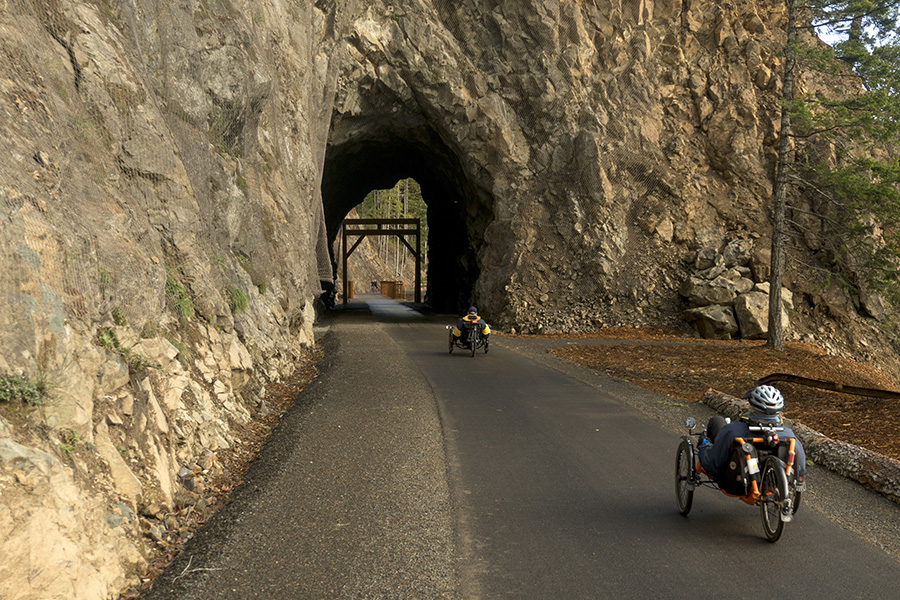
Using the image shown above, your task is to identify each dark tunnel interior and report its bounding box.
[321,125,491,313]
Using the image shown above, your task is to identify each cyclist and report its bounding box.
[451,306,491,348]
[698,385,806,480]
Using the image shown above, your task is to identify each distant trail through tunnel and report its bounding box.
[322,121,492,312]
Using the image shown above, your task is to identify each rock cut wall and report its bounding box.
[326,0,891,365]
[1,0,352,596]
[326,0,791,331]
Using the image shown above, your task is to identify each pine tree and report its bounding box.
[767,0,900,350]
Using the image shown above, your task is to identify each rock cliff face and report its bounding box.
[1,0,339,595]
[322,0,894,360]
[0,0,894,597]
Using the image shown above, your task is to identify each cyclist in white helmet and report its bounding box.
[698,385,807,480]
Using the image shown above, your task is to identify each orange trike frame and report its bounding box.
[696,436,796,505]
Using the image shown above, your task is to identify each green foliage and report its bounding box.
[229,287,249,313]
[783,0,900,308]
[140,321,160,339]
[61,428,81,446]
[657,400,685,408]
[98,267,111,287]
[58,428,91,461]
[797,2,900,141]
[97,328,160,371]
[810,156,900,301]
[0,375,42,406]
[808,1,899,47]
[92,0,120,25]
[96,327,117,350]
[58,442,76,461]
[165,268,195,321]
[208,106,243,157]
[213,255,227,273]
[0,363,59,407]
[167,337,193,368]
[358,178,427,226]
[112,306,127,326]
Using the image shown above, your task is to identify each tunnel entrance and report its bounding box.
[321,124,492,313]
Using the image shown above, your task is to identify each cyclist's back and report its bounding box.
[697,386,806,480]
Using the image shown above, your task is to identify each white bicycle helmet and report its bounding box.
[746,385,784,415]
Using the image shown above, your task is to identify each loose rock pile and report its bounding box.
[680,238,791,340]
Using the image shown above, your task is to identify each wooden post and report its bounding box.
[415,221,421,303]
[341,221,349,304]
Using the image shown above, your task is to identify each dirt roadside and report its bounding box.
[522,327,900,461]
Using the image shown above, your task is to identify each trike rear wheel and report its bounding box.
[760,457,789,542]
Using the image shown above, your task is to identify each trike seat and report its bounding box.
[717,442,761,497]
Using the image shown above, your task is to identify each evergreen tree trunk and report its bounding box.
[768,0,798,351]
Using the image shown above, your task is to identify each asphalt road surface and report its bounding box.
[143,296,900,599]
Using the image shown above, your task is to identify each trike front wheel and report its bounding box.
[675,440,694,516]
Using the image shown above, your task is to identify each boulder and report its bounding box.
[722,238,753,267]
[859,287,886,321]
[749,244,771,282]
[754,282,794,310]
[680,271,754,307]
[684,305,739,339]
[734,290,789,339]
[694,247,720,270]
[94,421,143,505]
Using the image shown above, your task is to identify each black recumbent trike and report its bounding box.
[675,416,804,542]
[447,321,488,357]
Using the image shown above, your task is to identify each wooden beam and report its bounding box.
[340,217,422,304]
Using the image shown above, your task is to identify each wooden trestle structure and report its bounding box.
[341,218,422,304]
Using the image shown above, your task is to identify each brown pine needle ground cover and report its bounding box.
[535,328,900,461]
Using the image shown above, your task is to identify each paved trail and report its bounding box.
[143,296,900,599]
